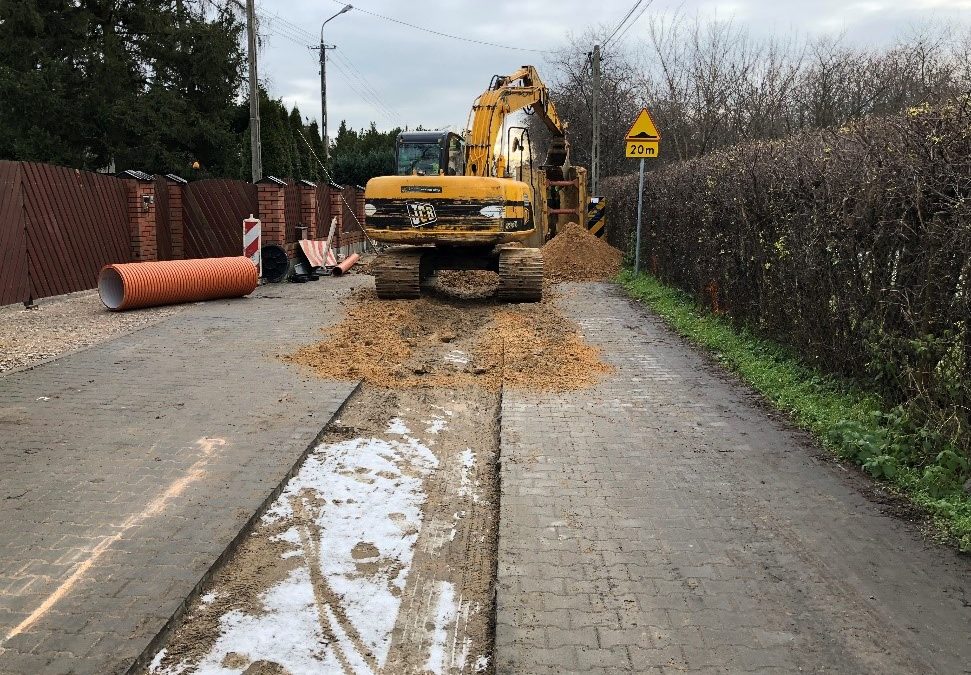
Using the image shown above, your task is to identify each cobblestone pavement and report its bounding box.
[497,283,971,674]
[0,278,365,674]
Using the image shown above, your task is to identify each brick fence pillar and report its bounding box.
[164,174,187,259]
[355,185,366,225]
[116,170,157,262]
[256,176,287,248]
[298,179,318,239]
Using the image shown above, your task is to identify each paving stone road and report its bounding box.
[0,278,365,674]
[498,283,971,674]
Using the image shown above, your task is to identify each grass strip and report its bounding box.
[619,269,971,552]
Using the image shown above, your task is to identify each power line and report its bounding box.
[260,10,315,41]
[258,13,313,46]
[329,58,399,125]
[256,9,403,123]
[603,0,643,49]
[329,0,549,53]
[330,62,397,125]
[608,0,653,48]
[331,50,402,122]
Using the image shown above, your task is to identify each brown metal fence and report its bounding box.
[284,181,301,243]
[0,162,27,306]
[341,186,358,233]
[0,161,130,305]
[154,175,173,261]
[183,179,257,259]
[315,183,334,239]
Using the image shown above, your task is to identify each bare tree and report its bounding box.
[540,15,971,179]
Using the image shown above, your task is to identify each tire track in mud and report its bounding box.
[380,388,499,674]
[145,384,500,675]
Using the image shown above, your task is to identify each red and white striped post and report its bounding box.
[243,215,262,277]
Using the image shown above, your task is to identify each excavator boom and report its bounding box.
[465,66,569,178]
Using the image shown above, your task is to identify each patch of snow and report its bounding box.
[184,567,333,674]
[199,592,217,605]
[443,350,469,366]
[424,582,458,674]
[147,648,166,673]
[475,654,490,672]
[167,434,439,673]
[458,448,477,501]
[425,416,447,435]
[386,417,411,435]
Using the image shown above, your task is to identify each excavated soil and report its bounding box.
[542,221,623,282]
[284,288,613,392]
[147,383,500,675]
[431,271,500,300]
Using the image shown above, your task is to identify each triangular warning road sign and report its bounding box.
[625,108,661,141]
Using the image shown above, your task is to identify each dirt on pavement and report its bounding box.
[542,221,623,282]
[284,288,613,392]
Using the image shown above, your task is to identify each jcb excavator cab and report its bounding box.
[395,131,466,177]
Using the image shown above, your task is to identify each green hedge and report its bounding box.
[605,98,970,501]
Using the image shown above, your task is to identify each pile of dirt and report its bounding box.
[431,270,500,299]
[542,221,623,282]
[284,289,613,392]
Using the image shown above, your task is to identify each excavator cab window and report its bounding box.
[395,132,466,177]
[397,143,442,176]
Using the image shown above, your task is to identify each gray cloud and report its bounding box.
[254,0,970,135]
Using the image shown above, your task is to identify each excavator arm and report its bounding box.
[465,65,569,178]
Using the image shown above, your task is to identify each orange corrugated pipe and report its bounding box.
[331,253,360,277]
[98,257,258,311]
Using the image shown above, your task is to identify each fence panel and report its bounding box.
[315,183,333,239]
[21,162,129,300]
[284,181,301,243]
[0,162,27,305]
[183,179,257,259]
[154,175,173,260]
[341,186,358,233]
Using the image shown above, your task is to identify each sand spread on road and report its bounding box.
[283,288,613,392]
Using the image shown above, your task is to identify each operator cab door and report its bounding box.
[445,132,465,176]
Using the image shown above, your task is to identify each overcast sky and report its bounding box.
[254,0,971,136]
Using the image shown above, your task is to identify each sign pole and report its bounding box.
[634,158,645,275]
[625,106,660,275]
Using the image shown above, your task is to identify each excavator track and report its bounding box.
[497,247,543,302]
[373,248,425,299]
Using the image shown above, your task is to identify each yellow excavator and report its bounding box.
[363,65,588,301]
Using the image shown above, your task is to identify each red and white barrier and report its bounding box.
[298,239,338,268]
[243,215,261,276]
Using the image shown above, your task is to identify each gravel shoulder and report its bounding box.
[0,291,180,373]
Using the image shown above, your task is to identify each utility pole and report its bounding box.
[319,4,353,163]
[591,44,601,196]
[318,43,336,161]
[246,0,262,182]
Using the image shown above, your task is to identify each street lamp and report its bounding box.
[320,4,353,163]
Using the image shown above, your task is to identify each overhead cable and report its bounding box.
[603,0,643,49]
[328,0,550,53]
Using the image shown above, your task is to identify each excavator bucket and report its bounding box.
[544,137,569,168]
